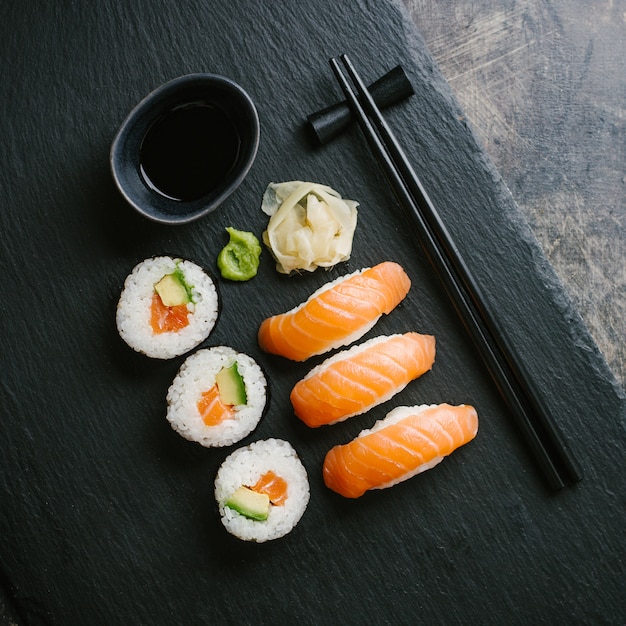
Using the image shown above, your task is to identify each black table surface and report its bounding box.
[1,1,624,625]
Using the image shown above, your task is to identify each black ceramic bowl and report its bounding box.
[110,74,260,224]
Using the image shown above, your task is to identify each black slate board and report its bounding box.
[1,1,624,624]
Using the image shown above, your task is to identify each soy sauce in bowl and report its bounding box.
[139,102,240,202]
[111,74,259,224]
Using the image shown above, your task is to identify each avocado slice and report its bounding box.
[154,271,190,306]
[216,363,247,406]
[225,486,269,521]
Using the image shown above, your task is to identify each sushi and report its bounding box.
[290,333,436,427]
[258,261,411,361]
[116,256,218,359]
[322,403,478,498]
[166,346,267,447]
[214,438,310,542]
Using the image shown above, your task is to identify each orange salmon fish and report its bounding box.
[258,261,411,362]
[150,293,190,334]
[322,403,478,498]
[290,333,436,427]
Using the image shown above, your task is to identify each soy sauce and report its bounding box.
[139,102,241,202]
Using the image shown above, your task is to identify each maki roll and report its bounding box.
[116,256,218,359]
[166,346,267,447]
[215,439,309,542]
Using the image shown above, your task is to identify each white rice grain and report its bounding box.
[214,439,309,542]
[116,256,218,359]
[166,346,266,447]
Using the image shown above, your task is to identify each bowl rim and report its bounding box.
[110,73,260,225]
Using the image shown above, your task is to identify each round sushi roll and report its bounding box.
[116,256,218,359]
[166,346,267,447]
[214,439,310,542]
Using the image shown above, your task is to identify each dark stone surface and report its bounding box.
[403,0,626,389]
[0,1,624,624]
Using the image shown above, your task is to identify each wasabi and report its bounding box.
[217,227,261,281]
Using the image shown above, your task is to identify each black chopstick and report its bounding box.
[335,54,584,487]
[330,54,583,489]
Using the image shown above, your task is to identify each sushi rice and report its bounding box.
[215,439,310,542]
[116,256,218,359]
[166,346,267,447]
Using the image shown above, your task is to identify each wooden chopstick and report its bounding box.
[330,54,583,489]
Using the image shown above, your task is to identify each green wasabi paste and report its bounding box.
[217,227,262,281]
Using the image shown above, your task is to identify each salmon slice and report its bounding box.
[250,471,289,506]
[290,333,436,427]
[197,385,235,426]
[150,293,190,334]
[257,261,411,361]
[322,403,478,498]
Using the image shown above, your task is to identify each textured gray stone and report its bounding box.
[0,1,623,624]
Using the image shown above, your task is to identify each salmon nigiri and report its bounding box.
[291,333,436,427]
[323,403,478,498]
[258,261,411,361]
